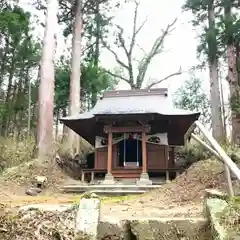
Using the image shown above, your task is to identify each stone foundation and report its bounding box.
[136,172,152,185]
[101,173,115,185]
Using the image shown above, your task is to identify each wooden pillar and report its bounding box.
[107,131,113,174]
[142,132,147,173]
[90,171,94,184]
[81,171,85,182]
[166,146,169,181]
[169,147,175,166]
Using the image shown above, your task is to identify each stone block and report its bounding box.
[205,189,228,201]
[25,187,42,196]
[34,176,47,188]
[130,217,210,240]
[76,193,101,240]
[98,219,131,240]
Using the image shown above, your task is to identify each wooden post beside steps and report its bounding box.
[141,132,147,173]
[136,132,152,185]
[102,128,115,184]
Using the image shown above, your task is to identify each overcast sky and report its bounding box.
[19,0,229,102]
[101,0,201,93]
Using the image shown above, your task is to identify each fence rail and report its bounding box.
[184,120,240,197]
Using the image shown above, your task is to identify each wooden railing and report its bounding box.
[80,167,183,183]
[184,120,240,197]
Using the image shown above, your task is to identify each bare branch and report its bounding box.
[136,18,177,88]
[114,25,134,84]
[116,25,129,59]
[82,41,97,54]
[102,0,147,88]
[146,67,182,89]
[136,43,147,55]
[101,39,129,70]
[129,1,147,56]
[104,69,134,87]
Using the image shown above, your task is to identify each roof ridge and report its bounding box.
[103,88,168,98]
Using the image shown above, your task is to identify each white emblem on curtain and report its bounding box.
[95,133,168,149]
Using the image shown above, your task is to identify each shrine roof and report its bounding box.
[60,88,200,145]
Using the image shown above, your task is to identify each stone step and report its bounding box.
[88,189,146,195]
[63,184,161,189]
[62,184,161,193]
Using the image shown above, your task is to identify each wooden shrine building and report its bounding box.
[61,88,200,184]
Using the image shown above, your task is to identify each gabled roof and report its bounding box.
[60,88,200,145]
[62,88,199,120]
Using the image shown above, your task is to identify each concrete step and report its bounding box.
[62,184,162,193]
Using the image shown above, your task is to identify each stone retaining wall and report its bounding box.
[98,217,211,240]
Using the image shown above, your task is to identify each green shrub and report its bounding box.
[178,140,212,167]
[56,137,93,159]
[220,197,240,237]
[179,138,240,168]
[0,134,93,174]
[0,136,35,172]
[223,144,240,164]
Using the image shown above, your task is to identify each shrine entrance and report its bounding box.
[118,133,142,168]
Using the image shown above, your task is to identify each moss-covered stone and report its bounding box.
[98,219,130,240]
[81,192,100,199]
[206,198,229,240]
[129,218,211,240]
[219,197,240,239]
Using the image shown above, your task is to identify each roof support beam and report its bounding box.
[103,125,151,133]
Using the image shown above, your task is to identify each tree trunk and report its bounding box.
[94,0,100,68]
[37,0,58,160]
[1,55,16,136]
[55,109,59,141]
[225,3,240,144]
[90,0,100,108]
[236,42,240,84]
[27,76,31,137]
[219,76,227,139]
[0,37,9,87]
[207,1,224,142]
[62,108,68,142]
[67,0,82,156]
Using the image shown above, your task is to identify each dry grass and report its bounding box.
[0,158,69,190]
[179,140,240,168]
[57,137,93,159]
[121,159,240,208]
[100,159,238,221]
[0,137,74,197]
[0,204,92,240]
[220,197,240,237]
[0,136,35,171]
[0,157,239,239]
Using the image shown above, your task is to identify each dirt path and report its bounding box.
[1,159,230,220]
[3,199,203,221]
[0,192,204,221]
[0,188,204,220]
[101,202,204,219]
[0,193,81,206]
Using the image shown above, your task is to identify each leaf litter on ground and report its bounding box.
[119,159,240,208]
[0,203,93,240]
[1,158,240,239]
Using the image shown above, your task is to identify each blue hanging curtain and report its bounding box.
[137,137,139,166]
[123,133,126,166]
